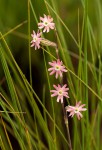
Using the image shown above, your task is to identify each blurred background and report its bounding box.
[0,0,102,149]
[0,0,98,94]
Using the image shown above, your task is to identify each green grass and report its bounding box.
[0,0,102,150]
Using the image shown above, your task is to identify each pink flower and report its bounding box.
[38,14,55,33]
[65,101,87,120]
[31,30,42,50]
[48,59,67,79]
[50,84,69,103]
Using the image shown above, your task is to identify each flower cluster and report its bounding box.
[31,14,55,50]
[31,14,87,120]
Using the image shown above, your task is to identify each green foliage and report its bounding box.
[0,0,102,150]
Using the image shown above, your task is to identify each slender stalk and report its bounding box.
[54,28,72,149]
[54,28,59,59]
[84,0,89,149]
[0,135,6,150]
[43,49,56,150]
[0,115,13,150]
[0,20,27,40]
[28,0,32,86]
[62,103,72,150]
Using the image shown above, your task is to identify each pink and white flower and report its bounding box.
[48,59,67,79]
[50,84,69,103]
[31,30,42,50]
[38,14,55,33]
[65,101,87,120]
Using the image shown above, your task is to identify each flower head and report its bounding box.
[31,30,42,50]
[48,59,67,79]
[38,14,55,33]
[65,101,87,120]
[50,84,69,103]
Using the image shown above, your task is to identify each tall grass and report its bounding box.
[0,0,102,150]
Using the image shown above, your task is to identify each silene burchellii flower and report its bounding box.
[31,30,42,50]
[48,59,67,79]
[65,101,87,120]
[38,14,55,33]
[50,84,69,103]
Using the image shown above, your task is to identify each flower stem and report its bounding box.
[54,27,72,149]
[55,47,59,59]
[62,103,72,150]
[54,28,60,59]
